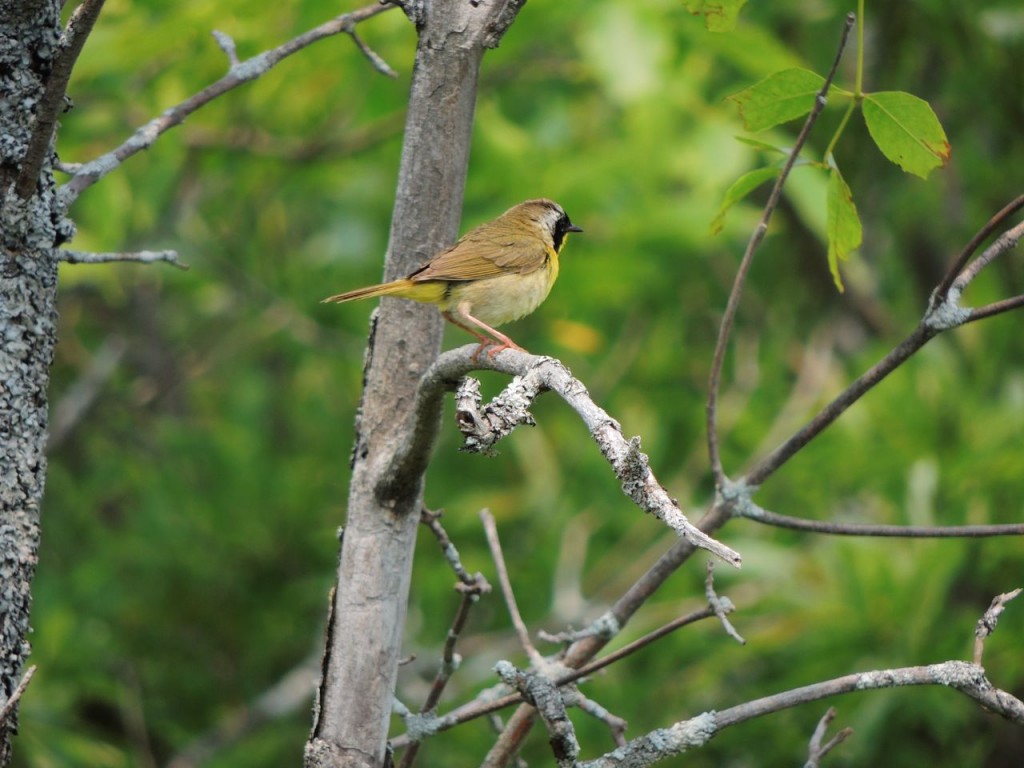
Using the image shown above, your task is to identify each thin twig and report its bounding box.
[745,211,1024,488]
[481,509,543,667]
[736,504,1024,538]
[973,588,1022,665]
[804,707,853,768]
[14,0,107,199]
[705,562,745,644]
[967,293,1024,323]
[211,30,241,67]
[61,3,396,203]
[951,219,1024,295]
[933,194,1024,301]
[706,12,856,485]
[557,606,718,689]
[567,689,628,748]
[341,17,399,77]
[420,507,484,587]
[59,249,188,269]
[0,665,37,727]
[744,322,936,487]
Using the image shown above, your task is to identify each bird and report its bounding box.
[323,198,582,359]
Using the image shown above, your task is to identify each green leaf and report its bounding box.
[710,166,780,234]
[862,91,951,178]
[826,165,862,291]
[727,68,826,132]
[734,136,789,154]
[684,0,748,32]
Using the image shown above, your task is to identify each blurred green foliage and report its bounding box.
[27,0,1024,766]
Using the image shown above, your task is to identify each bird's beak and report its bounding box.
[568,224,583,233]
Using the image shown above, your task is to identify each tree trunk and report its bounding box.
[0,1,72,763]
[306,2,524,766]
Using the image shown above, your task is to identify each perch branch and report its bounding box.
[391,346,740,567]
[60,2,396,203]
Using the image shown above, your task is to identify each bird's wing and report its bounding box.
[409,224,552,283]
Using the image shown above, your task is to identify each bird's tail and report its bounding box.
[322,279,416,304]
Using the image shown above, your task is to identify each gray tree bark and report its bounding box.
[0,0,74,763]
[305,2,525,766]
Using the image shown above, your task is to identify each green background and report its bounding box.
[26,0,1024,765]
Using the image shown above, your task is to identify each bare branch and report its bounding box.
[15,0,107,199]
[557,606,719,689]
[60,3,396,203]
[744,323,937,487]
[705,562,745,645]
[933,193,1024,301]
[736,502,1024,538]
[967,293,1024,323]
[0,665,36,728]
[390,604,720,749]
[59,249,188,269]
[803,707,853,768]
[706,13,856,485]
[568,690,628,748]
[951,218,1024,296]
[973,588,1022,665]
[394,346,741,567]
[578,661,1024,768]
[340,16,399,77]
[745,209,1024,489]
[420,507,487,588]
[495,662,579,768]
[482,510,543,667]
[211,30,241,67]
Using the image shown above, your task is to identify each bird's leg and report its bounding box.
[443,305,525,362]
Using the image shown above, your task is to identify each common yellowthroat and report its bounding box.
[323,199,582,357]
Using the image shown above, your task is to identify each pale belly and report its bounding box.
[442,265,557,327]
